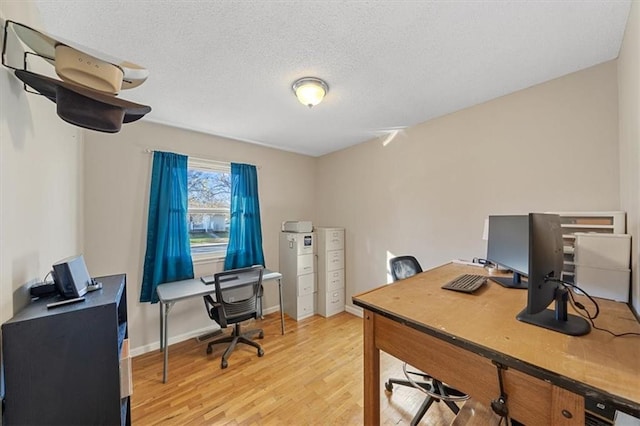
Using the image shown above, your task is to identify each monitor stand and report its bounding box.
[516,288,591,336]
[490,272,528,289]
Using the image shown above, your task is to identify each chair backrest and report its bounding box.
[389,256,423,282]
[214,266,263,323]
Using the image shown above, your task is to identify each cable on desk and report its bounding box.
[548,278,640,338]
[42,269,53,284]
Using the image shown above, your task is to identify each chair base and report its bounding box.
[206,322,264,369]
[196,329,223,342]
[451,399,502,426]
[385,378,432,393]
[385,377,463,426]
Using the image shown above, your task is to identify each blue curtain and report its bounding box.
[140,151,194,303]
[224,163,265,270]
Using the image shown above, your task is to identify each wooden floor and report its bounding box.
[131,312,459,425]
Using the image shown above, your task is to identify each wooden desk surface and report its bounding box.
[353,263,640,417]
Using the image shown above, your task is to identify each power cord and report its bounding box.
[490,361,511,425]
[548,278,640,337]
[42,270,54,284]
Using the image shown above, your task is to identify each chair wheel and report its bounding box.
[258,348,264,357]
[385,381,393,392]
[221,360,228,369]
[258,331,264,339]
[206,345,212,355]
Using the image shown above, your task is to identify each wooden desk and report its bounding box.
[352,263,640,425]
[156,269,283,383]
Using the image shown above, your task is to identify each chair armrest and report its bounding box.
[203,295,227,328]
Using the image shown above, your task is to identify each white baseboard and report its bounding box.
[345,304,363,317]
[130,304,363,357]
[130,324,221,357]
[262,304,280,316]
[130,304,282,357]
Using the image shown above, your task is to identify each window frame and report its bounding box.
[187,158,231,262]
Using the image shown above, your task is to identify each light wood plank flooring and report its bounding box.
[131,312,459,425]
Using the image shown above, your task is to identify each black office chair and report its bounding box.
[203,266,265,369]
[386,256,469,426]
[389,255,423,281]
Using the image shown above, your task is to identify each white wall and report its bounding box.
[1,3,84,403]
[316,61,621,310]
[2,0,636,361]
[618,1,640,315]
[0,2,84,323]
[82,121,316,354]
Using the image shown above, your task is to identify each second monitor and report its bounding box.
[486,215,529,289]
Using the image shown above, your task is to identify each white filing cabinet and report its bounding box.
[279,232,316,321]
[316,227,345,317]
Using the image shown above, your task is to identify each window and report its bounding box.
[187,158,231,258]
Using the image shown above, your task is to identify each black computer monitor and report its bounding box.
[516,213,591,336]
[486,215,528,289]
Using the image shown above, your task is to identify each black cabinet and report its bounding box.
[2,274,131,425]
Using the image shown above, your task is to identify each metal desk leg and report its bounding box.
[159,302,164,351]
[162,301,174,383]
[259,285,264,319]
[278,278,285,335]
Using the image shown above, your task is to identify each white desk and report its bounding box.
[156,269,283,383]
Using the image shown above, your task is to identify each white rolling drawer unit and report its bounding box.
[550,211,630,302]
[574,233,631,302]
[279,231,316,321]
[316,227,345,317]
[550,211,626,284]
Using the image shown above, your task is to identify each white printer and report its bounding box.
[281,221,313,233]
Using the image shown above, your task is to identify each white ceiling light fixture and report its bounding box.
[292,77,329,108]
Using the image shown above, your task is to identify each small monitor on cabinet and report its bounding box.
[51,254,91,299]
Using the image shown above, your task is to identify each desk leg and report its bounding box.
[159,302,165,351]
[278,278,285,335]
[363,309,380,425]
[162,302,173,383]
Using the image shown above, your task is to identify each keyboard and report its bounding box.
[441,274,487,293]
[201,275,238,285]
[201,275,215,285]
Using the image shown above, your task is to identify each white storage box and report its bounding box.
[574,233,631,270]
[575,265,630,302]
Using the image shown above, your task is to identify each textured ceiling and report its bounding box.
[32,0,631,156]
